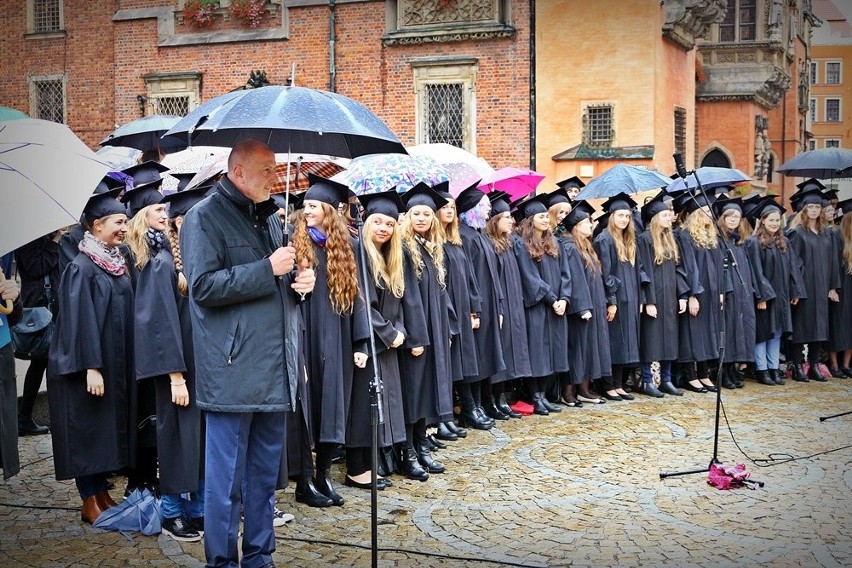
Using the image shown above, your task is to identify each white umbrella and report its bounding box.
[0,119,111,255]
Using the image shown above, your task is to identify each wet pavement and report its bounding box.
[1,375,850,567]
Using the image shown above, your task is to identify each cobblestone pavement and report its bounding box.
[1,377,850,567]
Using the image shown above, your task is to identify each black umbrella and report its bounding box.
[100,115,186,152]
[776,147,852,178]
[161,85,406,158]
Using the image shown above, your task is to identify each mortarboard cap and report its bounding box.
[357,190,403,219]
[560,199,595,232]
[431,181,452,202]
[789,186,824,210]
[750,196,786,221]
[546,188,571,207]
[555,176,586,190]
[601,192,637,213]
[94,174,124,195]
[674,190,716,215]
[835,198,852,216]
[488,191,511,219]
[592,212,611,238]
[510,193,551,223]
[454,182,487,214]
[161,185,209,218]
[821,188,839,201]
[402,183,447,212]
[170,172,197,193]
[83,188,126,223]
[640,190,672,225]
[304,173,352,207]
[711,195,743,218]
[123,161,169,189]
[796,178,826,193]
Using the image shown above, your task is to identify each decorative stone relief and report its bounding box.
[662,0,728,50]
[755,68,792,108]
[399,0,496,27]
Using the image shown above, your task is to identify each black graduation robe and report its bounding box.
[460,224,506,380]
[490,239,532,383]
[675,229,723,363]
[560,235,611,382]
[134,248,203,494]
[443,241,480,382]
[346,251,408,449]
[828,229,852,352]
[745,236,806,344]
[512,234,570,378]
[788,227,841,344]
[303,239,369,445]
[720,235,759,363]
[593,231,644,366]
[47,253,136,481]
[636,231,689,362]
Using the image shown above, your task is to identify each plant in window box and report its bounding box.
[183,0,219,28]
[228,0,267,28]
[437,0,457,9]
[695,58,707,85]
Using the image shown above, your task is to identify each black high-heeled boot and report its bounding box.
[295,475,333,508]
[397,444,429,481]
[313,468,344,506]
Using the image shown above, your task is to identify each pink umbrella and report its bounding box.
[478,167,545,201]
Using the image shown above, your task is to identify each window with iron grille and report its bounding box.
[825,99,840,122]
[825,62,841,85]
[807,139,816,151]
[29,0,62,33]
[718,0,755,42]
[31,78,65,123]
[583,104,614,147]
[674,107,687,158]
[151,96,191,117]
[809,99,817,122]
[825,139,840,149]
[810,62,818,85]
[424,83,464,147]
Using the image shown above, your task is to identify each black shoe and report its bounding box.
[314,469,344,506]
[682,381,707,394]
[828,367,846,379]
[496,393,522,418]
[541,396,563,412]
[415,443,445,474]
[617,392,635,401]
[482,398,510,421]
[435,422,458,441]
[756,370,775,385]
[162,516,202,542]
[343,475,388,490]
[602,392,623,401]
[295,476,333,508]
[18,417,49,436]
[459,409,493,430]
[531,392,550,415]
[659,381,684,396]
[792,364,809,382]
[474,407,496,426]
[444,420,467,438]
[186,516,204,534]
[808,364,827,382]
[398,445,429,481]
[426,434,446,450]
[639,383,664,398]
[843,368,852,378]
[770,369,785,385]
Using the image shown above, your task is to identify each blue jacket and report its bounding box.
[180,177,299,413]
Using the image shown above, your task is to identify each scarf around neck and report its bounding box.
[146,228,168,256]
[308,226,328,248]
[79,231,126,276]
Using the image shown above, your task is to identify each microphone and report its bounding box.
[673,152,688,179]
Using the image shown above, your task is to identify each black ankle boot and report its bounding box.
[496,393,522,418]
[482,396,510,420]
[414,440,445,473]
[792,363,808,382]
[313,469,344,506]
[531,392,549,415]
[540,395,562,413]
[443,420,467,438]
[459,408,493,430]
[398,444,429,481]
[771,368,785,385]
[295,475,333,508]
[756,369,775,385]
[18,416,49,436]
[807,363,827,382]
[435,422,458,441]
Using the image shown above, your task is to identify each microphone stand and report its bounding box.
[660,155,763,487]
[350,201,385,568]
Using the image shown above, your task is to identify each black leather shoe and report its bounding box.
[602,392,623,401]
[682,381,706,393]
[313,470,344,507]
[397,445,429,481]
[295,476,333,508]
[435,422,458,441]
[482,399,510,420]
[808,364,827,382]
[444,420,467,438]
[162,516,202,542]
[459,409,493,430]
[659,381,684,396]
[541,396,562,412]
[496,393,522,418]
[843,367,852,378]
[531,392,549,415]
[474,407,496,426]
[756,370,775,385]
[18,418,49,436]
[770,369,785,385]
[186,516,204,534]
[343,476,388,490]
[415,443,445,474]
[792,364,809,382]
[616,392,634,401]
[426,434,446,449]
[639,383,664,398]
[829,367,846,379]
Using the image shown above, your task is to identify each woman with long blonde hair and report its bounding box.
[827,199,852,376]
[786,180,841,382]
[746,198,806,385]
[636,192,688,398]
[593,192,643,400]
[397,183,452,479]
[292,175,368,506]
[511,194,570,414]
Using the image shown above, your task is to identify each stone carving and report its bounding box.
[662,0,728,50]
[756,68,792,108]
[754,126,772,180]
[768,0,784,42]
[399,0,495,27]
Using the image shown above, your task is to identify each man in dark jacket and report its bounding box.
[181,139,315,568]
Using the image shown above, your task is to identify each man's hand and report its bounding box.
[269,245,296,276]
[291,259,315,296]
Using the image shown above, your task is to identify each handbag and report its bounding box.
[11,276,54,360]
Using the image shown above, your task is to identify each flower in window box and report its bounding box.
[183,0,219,28]
[228,0,267,28]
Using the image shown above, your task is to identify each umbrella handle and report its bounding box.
[0,270,13,315]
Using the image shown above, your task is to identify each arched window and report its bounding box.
[701,148,731,168]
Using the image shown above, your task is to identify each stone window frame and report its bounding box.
[383,0,515,46]
[28,74,66,124]
[411,58,478,153]
[825,61,842,85]
[581,102,615,148]
[810,61,818,85]
[26,0,65,37]
[807,139,816,151]
[143,72,202,118]
[824,98,841,123]
[824,139,840,149]
[718,0,757,43]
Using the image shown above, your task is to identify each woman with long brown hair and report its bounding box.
[511,194,570,414]
[292,175,369,506]
[746,197,806,385]
[786,180,841,382]
[827,198,852,377]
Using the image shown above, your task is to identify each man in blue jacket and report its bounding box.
[181,139,315,568]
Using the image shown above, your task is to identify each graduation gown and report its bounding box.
[560,236,611,382]
[593,231,643,366]
[346,254,408,449]
[720,235,759,363]
[134,248,203,494]
[788,227,841,344]
[745,237,806,343]
[512,235,570,377]
[676,229,723,363]
[443,241,480,381]
[398,244,453,425]
[460,225,506,379]
[636,231,689,362]
[490,240,532,382]
[47,253,136,481]
[303,240,369,445]
[828,229,852,352]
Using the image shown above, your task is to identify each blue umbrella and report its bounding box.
[575,164,672,200]
[100,114,185,152]
[0,106,28,121]
[93,488,162,538]
[162,85,406,158]
[666,167,751,193]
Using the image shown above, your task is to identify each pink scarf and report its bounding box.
[78,231,126,277]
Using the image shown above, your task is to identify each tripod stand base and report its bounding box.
[659,459,720,480]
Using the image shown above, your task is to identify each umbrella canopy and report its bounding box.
[162,85,406,158]
[95,145,141,171]
[776,147,852,178]
[331,153,448,195]
[575,164,671,200]
[0,107,28,121]
[666,167,751,193]
[408,143,494,195]
[100,114,185,152]
[0,119,111,256]
[477,167,545,201]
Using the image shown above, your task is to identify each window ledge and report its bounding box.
[383,23,515,47]
[25,31,66,40]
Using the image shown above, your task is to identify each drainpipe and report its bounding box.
[529,0,536,170]
[780,90,786,205]
[329,0,336,92]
